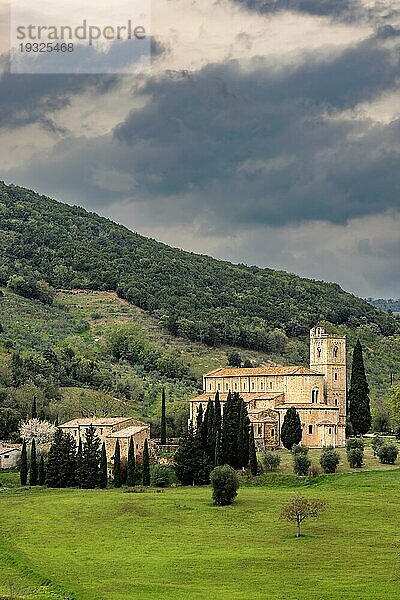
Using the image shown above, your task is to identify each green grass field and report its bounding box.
[0,470,399,600]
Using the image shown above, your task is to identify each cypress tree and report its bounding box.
[99,442,108,489]
[126,436,136,487]
[29,438,38,486]
[47,430,76,488]
[281,407,302,450]
[142,438,150,486]
[76,437,85,488]
[31,397,37,419]
[20,439,28,486]
[201,399,211,453]
[81,424,101,489]
[249,425,258,476]
[174,424,211,486]
[113,439,121,488]
[206,398,215,463]
[221,392,241,468]
[237,400,250,469]
[160,387,167,445]
[38,455,46,485]
[348,340,371,436]
[196,403,204,433]
[214,392,222,466]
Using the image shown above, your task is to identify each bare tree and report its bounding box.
[281,494,326,538]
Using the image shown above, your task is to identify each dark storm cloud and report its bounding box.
[233,0,400,25]
[5,33,400,230]
[0,70,119,129]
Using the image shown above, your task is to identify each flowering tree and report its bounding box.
[19,418,56,446]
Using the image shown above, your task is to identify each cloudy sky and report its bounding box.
[1,0,400,297]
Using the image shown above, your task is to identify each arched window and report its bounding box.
[270,381,273,389]
[243,383,246,390]
[225,383,228,391]
[312,389,319,404]
[333,346,338,358]
[234,383,237,390]
[334,372,338,381]
[335,398,338,406]
[218,383,221,390]
[209,384,212,391]
[308,425,313,434]
[317,347,322,358]
[252,382,255,390]
[261,382,264,390]
[271,429,275,437]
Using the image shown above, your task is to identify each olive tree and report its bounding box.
[281,494,326,538]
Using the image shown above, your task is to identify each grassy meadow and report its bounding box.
[0,469,399,600]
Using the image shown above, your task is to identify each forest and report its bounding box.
[0,182,397,353]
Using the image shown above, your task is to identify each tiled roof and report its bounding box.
[109,425,149,438]
[204,366,323,377]
[0,447,20,455]
[60,417,132,428]
[190,392,284,403]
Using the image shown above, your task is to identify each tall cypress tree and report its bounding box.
[113,439,121,488]
[100,442,108,489]
[174,424,211,486]
[142,438,150,486]
[214,392,222,466]
[38,455,46,486]
[196,403,204,433]
[281,407,302,450]
[221,392,241,468]
[29,438,38,486]
[31,397,37,419]
[206,398,215,463]
[348,340,371,436]
[47,430,77,488]
[20,439,28,486]
[237,400,250,469]
[160,387,167,445]
[76,437,85,488]
[82,424,101,489]
[201,399,211,453]
[126,436,136,486]
[249,425,258,476]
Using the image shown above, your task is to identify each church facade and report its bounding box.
[189,327,346,449]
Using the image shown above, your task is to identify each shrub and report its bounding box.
[151,464,171,488]
[292,444,309,456]
[262,451,281,472]
[371,435,384,456]
[210,464,239,506]
[347,448,364,468]
[320,447,340,474]
[293,453,311,476]
[377,443,398,465]
[346,438,364,452]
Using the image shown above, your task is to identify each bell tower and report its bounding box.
[310,327,346,444]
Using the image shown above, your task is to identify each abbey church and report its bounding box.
[189,327,346,448]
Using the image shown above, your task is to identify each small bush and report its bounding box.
[151,464,171,488]
[293,453,311,476]
[346,438,364,452]
[347,448,364,468]
[371,435,384,456]
[377,443,398,465]
[292,444,309,455]
[210,465,239,506]
[308,464,321,477]
[320,447,340,474]
[262,451,281,472]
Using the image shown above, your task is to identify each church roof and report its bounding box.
[109,425,149,438]
[204,366,323,377]
[190,392,283,403]
[60,417,132,428]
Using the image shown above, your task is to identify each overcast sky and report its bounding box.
[1,0,400,298]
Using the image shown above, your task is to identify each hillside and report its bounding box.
[367,298,400,314]
[0,182,397,353]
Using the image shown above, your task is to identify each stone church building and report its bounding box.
[189,327,346,448]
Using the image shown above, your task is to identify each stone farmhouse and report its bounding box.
[190,327,346,448]
[0,446,21,469]
[59,416,150,462]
